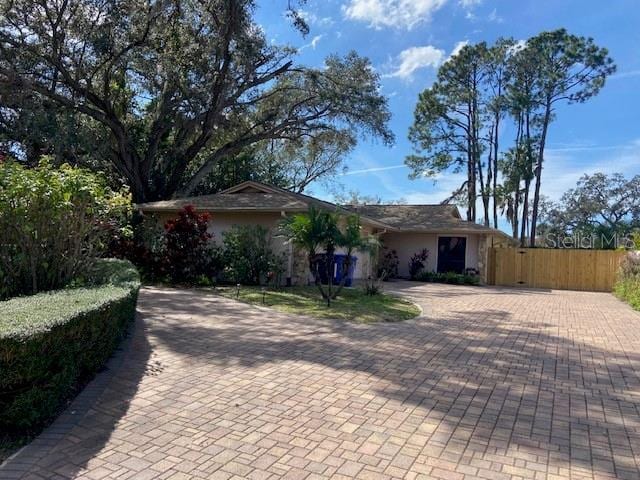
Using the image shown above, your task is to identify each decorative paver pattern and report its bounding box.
[3,282,640,479]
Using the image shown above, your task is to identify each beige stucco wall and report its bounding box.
[156,211,284,246]
[381,232,482,277]
[152,211,373,283]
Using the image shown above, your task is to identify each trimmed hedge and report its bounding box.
[0,259,140,433]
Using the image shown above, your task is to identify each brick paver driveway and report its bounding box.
[3,283,640,480]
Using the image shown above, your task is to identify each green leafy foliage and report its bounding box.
[0,159,132,300]
[0,259,140,433]
[107,212,167,280]
[414,270,480,286]
[112,207,222,284]
[614,254,640,310]
[408,249,430,280]
[222,225,285,285]
[280,208,373,303]
[537,173,640,248]
[192,130,355,196]
[163,206,216,283]
[0,1,393,201]
[406,30,615,241]
[378,248,399,280]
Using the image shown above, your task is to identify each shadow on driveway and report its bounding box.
[3,284,640,479]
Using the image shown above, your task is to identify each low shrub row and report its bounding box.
[0,259,140,433]
[614,277,640,310]
[614,253,640,310]
[414,270,480,285]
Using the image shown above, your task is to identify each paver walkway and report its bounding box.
[2,283,640,479]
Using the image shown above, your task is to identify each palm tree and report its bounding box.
[280,206,338,302]
[280,208,373,305]
[331,215,376,298]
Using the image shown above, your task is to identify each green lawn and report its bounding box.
[216,285,421,323]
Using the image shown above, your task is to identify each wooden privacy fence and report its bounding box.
[487,248,626,292]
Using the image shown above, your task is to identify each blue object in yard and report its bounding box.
[333,254,357,287]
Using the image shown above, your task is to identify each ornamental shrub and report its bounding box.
[163,205,216,282]
[113,206,222,283]
[378,247,399,280]
[0,259,140,433]
[222,225,285,285]
[408,249,429,279]
[614,252,640,310]
[414,270,480,286]
[0,159,131,299]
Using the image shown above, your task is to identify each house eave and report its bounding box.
[386,227,515,242]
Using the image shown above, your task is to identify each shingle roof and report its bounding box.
[136,180,392,229]
[136,192,310,212]
[345,204,510,236]
[137,181,512,240]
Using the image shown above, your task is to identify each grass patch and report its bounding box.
[216,285,420,323]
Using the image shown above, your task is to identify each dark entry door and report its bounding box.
[437,237,466,274]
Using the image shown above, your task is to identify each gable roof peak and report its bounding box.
[219,180,282,195]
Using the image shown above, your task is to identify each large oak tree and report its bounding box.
[0,0,393,201]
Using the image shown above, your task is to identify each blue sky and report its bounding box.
[255,0,640,222]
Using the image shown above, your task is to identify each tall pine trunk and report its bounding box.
[529,100,552,247]
[492,112,500,229]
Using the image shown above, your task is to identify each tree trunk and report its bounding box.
[477,151,489,226]
[529,101,552,247]
[520,179,530,246]
[466,139,474,222]
[325,248,335,307]
[480,124,492,227]
[520,109,534,247]
[492,112,500,229]
[331,251,352,299]
[309,253,328,299]
[512,192,520,240]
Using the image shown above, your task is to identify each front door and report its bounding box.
[437,237,466,274]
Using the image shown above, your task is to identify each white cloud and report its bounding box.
[311,35,323,49]
[298,9,335,27]
[446,40,468,62]
[342,0,448,30]
[487,8,503,23]
[610,69,640,81]
[459,0,481,7]
[507,39,527,55]
[342,164,407,176]
[384,45,445,79]
[299,34,324,51]
[459,0,481,21]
